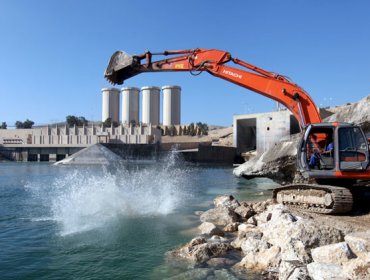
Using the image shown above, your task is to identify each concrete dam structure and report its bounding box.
[0,124,162,162]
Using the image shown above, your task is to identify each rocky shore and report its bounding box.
[165,195,370,279]
[164,95,370,279]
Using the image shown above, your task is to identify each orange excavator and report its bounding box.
[104,48,370,214]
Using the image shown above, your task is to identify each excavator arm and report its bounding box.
[104,48,321,127]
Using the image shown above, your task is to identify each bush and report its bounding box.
[15,119,34,129]
[66,115,88,127]
[0,122,7,129]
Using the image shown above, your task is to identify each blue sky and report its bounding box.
[0,0,369,126]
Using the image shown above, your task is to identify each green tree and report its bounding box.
[188,123,196,136]
[102,118,119,128]
[103,117,111,127]
[66,115,78,126]
[15,119,34,129]
[168,125,176,136]
[78,116,88,126]
[0,122,7,129]
[15,121,24,129]
[66,115,88,127]
[195,122,208,136]
[23,119,34,128]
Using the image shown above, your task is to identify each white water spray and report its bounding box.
[26,152,191,236]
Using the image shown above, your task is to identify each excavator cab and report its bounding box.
[298,123,370,180]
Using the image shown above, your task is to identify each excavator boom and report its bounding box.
[104,49,321,128]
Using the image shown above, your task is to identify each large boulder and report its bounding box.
[307,263,348,280]
[342,257,370,280]
[240,237,269,255]
[311,242,354,265]
[198,222,224,237]
[167,237,231,264]
[251,199,275,214]
[237,223,257,233]
[231,225,262,249]
[258,205,343,249]
[200,207,239,226]
[223,222,240,232]
[279,261,311,280]
[234,205,255,219]
[213,195,240,210]
[280,238,312,264]
[233,135,299,183]
[237,245,281,272]
[344,230,370,259]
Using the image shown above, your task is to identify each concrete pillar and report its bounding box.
[101,88,120,123]
[162,85,181,126]
[141,86,160,125]
[121,87,140,125]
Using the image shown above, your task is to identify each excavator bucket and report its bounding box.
[104,51,140,85]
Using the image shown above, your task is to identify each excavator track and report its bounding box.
[272,184,353,214]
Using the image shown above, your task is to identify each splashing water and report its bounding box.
[26,152,191,236]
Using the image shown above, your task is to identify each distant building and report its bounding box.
[0,124,162,162]
[233,111,300,155]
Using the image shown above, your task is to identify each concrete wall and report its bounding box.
[0,124,162,162]
[0,124,162,147]
[236,118,256,154]
[233,110,300,155]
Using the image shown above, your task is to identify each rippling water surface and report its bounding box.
[0,154,278,279]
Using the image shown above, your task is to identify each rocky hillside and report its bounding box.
[325,95,370,133]
[234,94,370,182]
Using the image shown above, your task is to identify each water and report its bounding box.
[0,154,278,279]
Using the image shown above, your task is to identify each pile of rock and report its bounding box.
[166,195,370,279]
[324,95,370,133]
[233,134,299,183]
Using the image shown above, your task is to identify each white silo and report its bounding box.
[141,86,160,125]
[101,88,120,123]
[121,87,140,125]
[162,85,181,126]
